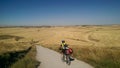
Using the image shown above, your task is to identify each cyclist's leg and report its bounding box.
[62,50,66,61]
[62,53,65,61]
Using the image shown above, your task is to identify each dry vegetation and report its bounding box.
[0,28,39,68]
[0,25,120,68]
[10,46,39,68]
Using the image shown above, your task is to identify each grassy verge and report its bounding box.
[10,45,40,68]
[0,35,40,68]
[72,46,120,68]
[0,42,40,68]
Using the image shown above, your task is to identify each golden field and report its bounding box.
[0,25,120,68]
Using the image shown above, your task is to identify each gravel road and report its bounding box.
[36,45,93,68]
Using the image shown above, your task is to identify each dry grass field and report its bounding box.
[0,25,120,68]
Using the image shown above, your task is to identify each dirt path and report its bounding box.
[36,45,93,68]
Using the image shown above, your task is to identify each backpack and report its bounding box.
[68,48,73,54]
[65,48,73,54]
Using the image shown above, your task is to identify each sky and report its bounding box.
[0,0,120,26]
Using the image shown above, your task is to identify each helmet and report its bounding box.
[62,40,65,43]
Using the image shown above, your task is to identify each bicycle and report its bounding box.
[62,54,71,65]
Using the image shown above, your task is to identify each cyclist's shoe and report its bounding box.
[69,57,75,61]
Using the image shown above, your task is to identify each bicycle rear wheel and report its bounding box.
[66,55,71,65]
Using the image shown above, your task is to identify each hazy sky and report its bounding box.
[0,0,120,26]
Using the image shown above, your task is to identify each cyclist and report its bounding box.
[59,40,74,63]
[59,40,68,60]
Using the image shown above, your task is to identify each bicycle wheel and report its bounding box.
[66,55,71,65]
